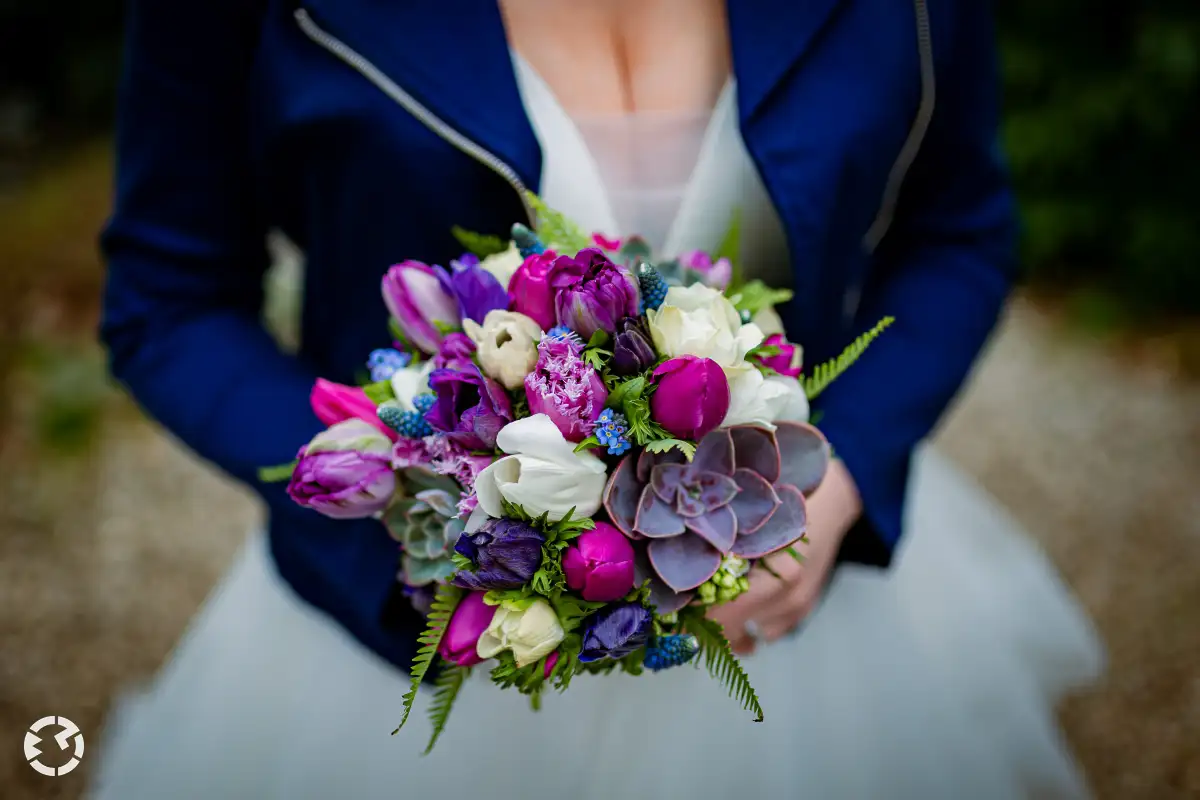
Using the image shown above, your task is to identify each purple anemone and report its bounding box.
[603,422,830,611]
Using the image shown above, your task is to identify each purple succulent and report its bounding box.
[603,422,830,608]
[425,364,513,450]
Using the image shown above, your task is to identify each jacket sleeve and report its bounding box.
[101,2,327,520]
[818,3,1018,565]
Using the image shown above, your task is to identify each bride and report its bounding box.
[92,1,1102,797]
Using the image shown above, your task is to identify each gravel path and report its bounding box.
[0,297,1196,798]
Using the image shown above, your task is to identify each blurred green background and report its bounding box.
[1,5,1197,799]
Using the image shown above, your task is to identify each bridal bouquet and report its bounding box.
[264,194,890,752]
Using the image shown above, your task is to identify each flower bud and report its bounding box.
[476,598,565,667]
[286,419,396,519]
[381,260,461,354]
[438,591,496,667]
[562,522,636,602]
[578,602,653,663]
[650,356,730,441]
[451,519,546,591]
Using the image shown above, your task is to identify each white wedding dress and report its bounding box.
[90,57,1103,800]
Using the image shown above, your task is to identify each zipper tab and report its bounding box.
[294,8,536,227]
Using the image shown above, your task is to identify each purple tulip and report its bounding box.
[451,519,546,591]
[650,356,730,441]
[563,522,636,601]
[509,250,558,330]
[611,316,657,376]
[433,332,477,371]
[678,249,733,290]
[381,260,462,354]
[286,419,397,519]
[578,602,653,663]
[754,333,804,378]
[310,378,398,441]
[547,248,640,339]
[524,337,608,443]
[449,253,510,325]
[425,364,513,450]
[438,591,496,667]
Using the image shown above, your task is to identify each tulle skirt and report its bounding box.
[89,449,1104,800]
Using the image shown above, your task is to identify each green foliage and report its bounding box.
[526,191,591,254]
[607,375,673,446]
[998,3,1200,319]
[803,316,894,401]
[451,225,509,258]
[423,662,468,755]
[682,613,764,722]
[643,438,697,461]
[573,435,602,453]
[728,280,793,316]
[393,585,461,735]
[257,461,298,483]
[361,380,394,405]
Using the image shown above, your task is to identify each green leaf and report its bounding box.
[526,191,591,254]
[450,551,474,573]
[714,208,743,288]
[362,380,395,405]
[257,461,297,483]
[451,225,509,258]
[606,375,645,408]
[551,594,607,634]
[393,585,462,735]
[804,316,894,400]
[586,330,611,349]
[573,435,602,454]
[784,545,805,564]
[728,280,794,316]
[423,661,468,755]
[643,438,697,461]
[682,614,765,723]
[582,348,611,370]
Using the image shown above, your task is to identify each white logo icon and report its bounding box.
[25,716,85,777]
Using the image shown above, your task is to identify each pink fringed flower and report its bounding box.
[391,437,430,469]
[523,337,608,442]
[425,436,493,492]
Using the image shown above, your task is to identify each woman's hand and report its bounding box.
[709,459,863,654]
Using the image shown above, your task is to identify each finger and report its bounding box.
[756,581,821,636]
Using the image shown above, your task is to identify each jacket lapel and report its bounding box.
[299,0,541,187]
[728,0,845,121]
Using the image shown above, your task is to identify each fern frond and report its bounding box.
[644,438,697,461]
[526,191,590,254]
[451,225,508,258]
[423,661,468,754]
[394,585,462,735]
[683,615,765,722]
[803,316,894,401]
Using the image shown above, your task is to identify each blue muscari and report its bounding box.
[511,223,546,258]
[594,408,631,456]
[367,348,411,382]
[643,634,701,672]
[379,393,436,439]
[636,263,668,314]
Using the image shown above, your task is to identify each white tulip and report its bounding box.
[722,365,809,429]
[389,358,436,412]
[476,598,565,667]
[473,414,607,521]
[478,242,524,289]
[462,310,542,391]
[646,283,763,367]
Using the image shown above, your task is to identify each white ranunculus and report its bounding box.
[646,283,764,367]
[473,414,607,521]
[462,310,542,391]
[752,305,785,337]
[476,598,565,667]
[478,242,524,289]
[722,365,809,429]
[389,358,436,412]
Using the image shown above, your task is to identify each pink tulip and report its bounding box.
[755,333,804,378]
[310,379,397,441]
[438,591,496,667]
[543,650,560,678]
[562,522,636,602]
[650,356,730,441]
[508,250,557,330]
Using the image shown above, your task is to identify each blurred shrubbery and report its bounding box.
[0,2,1197,323]
[998,2,1200,320]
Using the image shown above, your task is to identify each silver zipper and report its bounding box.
[862,0,936,254]
[294,8,536,226]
